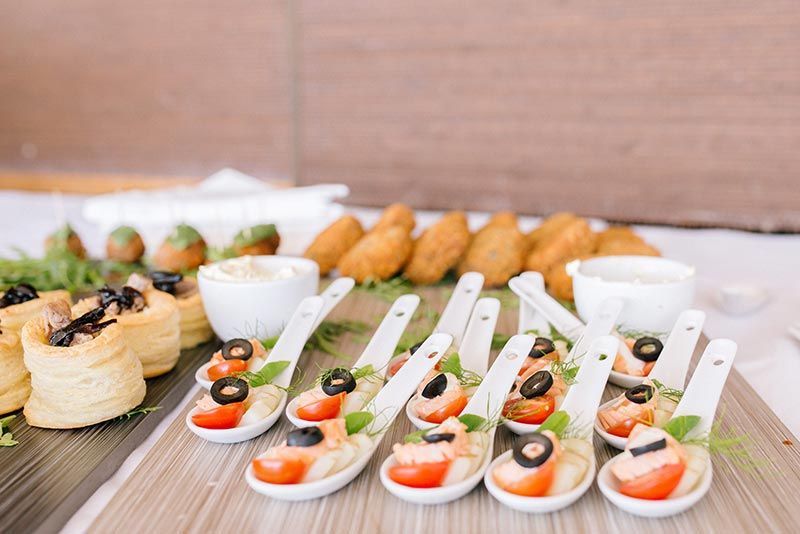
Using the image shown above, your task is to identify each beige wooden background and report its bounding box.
[2,1,799,231]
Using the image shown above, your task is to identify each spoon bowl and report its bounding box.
[186,394,287,444]
[607,369,646,389]
[593,397,629,450]
[484,450,597,513]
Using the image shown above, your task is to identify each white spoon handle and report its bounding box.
[435,272,484,346]
[568,298,622,362]
[354,294,420,376]
[517,272,550,334]
[267,296,325,388]
[463,334,533,418]
[508,276,584,340]
[313,277,355,331]
[670,338,737,437]
[559,335,618,434]
[365,333,453,440]
[649,309,706,390]
[458,298,500,376]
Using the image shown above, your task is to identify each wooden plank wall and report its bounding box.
[2,1,800,231]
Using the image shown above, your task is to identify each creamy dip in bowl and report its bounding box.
[198,256,319,341]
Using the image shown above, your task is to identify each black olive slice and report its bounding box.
[321,368,357,396]
[630,438,667,457]
[529,337,556,359]
[149,270,183,294]
[49,307,114,346]
[625,384,654,404]
[409,341,424,355]
[0,283,39,308]
[519,370,554,399]
[287,426,325,448]
[210,377,249,405]
[221,338,254,361]
[422,432,455,444]
[421,373,448,399]
[513,432,554,468]
[632,337,664,362]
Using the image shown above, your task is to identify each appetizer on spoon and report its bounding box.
[186,296,324,443]
[380,335,535,504]
[405,298,500,429]
[485,335,618,512]
[246,333,453,500]
[286,294,420,427]
[598,338,738,517]
[515,272,568,377]
[195,277,354,389]
[596,310,706,449]
[386,272,483,377]
[503,296,623,435]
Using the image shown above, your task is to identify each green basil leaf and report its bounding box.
[249,360,290,387]
[440,353,463,377]
[261,335,279,350]
[458,414,486,433]
[345,411,374,435]
[403,428,428,443]
[664,415,701,441]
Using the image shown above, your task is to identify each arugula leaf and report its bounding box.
[458,414,487,432]
[240,360,290,387]
[664,415,701,441]
[345,411,374,435]
[538,411,570,438]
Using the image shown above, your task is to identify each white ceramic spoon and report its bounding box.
[245,333,454,500]
[504,298,622,435]
[405,297,501,430]
[596,310,706,449]
[597,338,737,517]
[485,335,618,513]
[286,294,421,428]
[509,276,640,369]
[381,334,535,504]
[435,272,485,347]
[195,277,355,389]
[517,272,549,335]
[186,296,324,444]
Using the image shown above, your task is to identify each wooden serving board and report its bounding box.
[91,287,800,533]
[0,339,219,534]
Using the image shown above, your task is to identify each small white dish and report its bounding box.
[286,293,420,428]
[198,255,320,341]
[382,335,535,504]
[195,277,354,389]
[570,256,696,333]
[186,296,324,444]
[597,338,737,517]
[716,284,769,316]
[245,333,454,500]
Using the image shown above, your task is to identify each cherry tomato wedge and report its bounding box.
[496,458,556,497]
[619,461,685,500]
[420,394,468,424]
[207,359,248,381]
[388,460,450,488]
[191,402,245,429]
[605,408,654,438]
[252,457,307,484]
[502,395,555,424]
[296,392,345,421]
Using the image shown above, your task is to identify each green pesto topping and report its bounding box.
[233,224,277,248]
[109,226,139,246]
[166,224,203,250]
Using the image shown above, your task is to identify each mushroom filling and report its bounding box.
[0,283,39,308]
[48,306,117,347]
[96,285,146,316]
[149,271,198,298]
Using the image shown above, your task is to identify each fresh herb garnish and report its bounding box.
[313,364,379,388]
[491,332,511,350]
[549,359,580,385]
[665,414,766,470]
[616,327,667,340]
[481,287,517,309]
[0,415,18,447]
[306,320,371,359]
[439,353,483,388]
[538,410,571,437]
[663,415,701,441]
[357,277,414,303]
[237,360,290,387]
[344,411,375,435]
[651,379,684,404]
[115,406,161,421]
[525,325,575,351]
[403,411,498,443]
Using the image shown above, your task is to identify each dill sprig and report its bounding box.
[357,277,414,303]
[549,359,580,385]
[651,379,684,404]
[439,353,483,388]
[312,364,381,388]
[114,406,161,421]
[525,325,575,351]
[236,360,304,394]
[666,414,769,471]
[306,320,371,360]
[0,415,18,447]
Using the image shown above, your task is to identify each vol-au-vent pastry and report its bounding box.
[0,284,72,333]
[73,274,180,378]
[0,323,27,415]
[22,301,146,428]
[148,271,213,349]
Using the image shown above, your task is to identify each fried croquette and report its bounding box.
[303,215,365,276]
[153,224,207,271]
[525,217,595,273]
[595,226,660,256]
[371,203,415,234]
[458,224,524,288]
[482,211,518,231]
[526,212,579,252]
[338,226,413,283]
[404,211,470,285]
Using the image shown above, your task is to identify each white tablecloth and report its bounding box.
[0,191,797,532]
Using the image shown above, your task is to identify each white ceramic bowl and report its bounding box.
[198,256,319,341]
[570,256,695,333]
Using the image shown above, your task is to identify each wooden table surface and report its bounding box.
[91,286,800,533]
